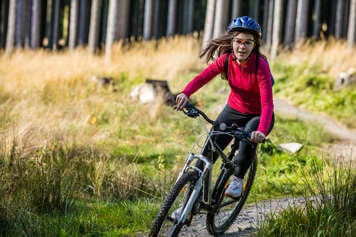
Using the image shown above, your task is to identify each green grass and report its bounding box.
[0,107,336,236]
[0,67,345,236]
[249,115,331,201]
[0,199,160,237]
[256,163,355,237]
[272,62,356,128]
[1,38,355,236]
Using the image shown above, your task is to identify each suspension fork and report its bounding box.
[175,154,212,225]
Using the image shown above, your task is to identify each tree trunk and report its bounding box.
[231,0,242,18]
[335,0,345,39]
[6,0,16,54]
[31,0,42,48]
[271,0,283,59]
[266,0,274,51]
[45,0,52,48]
[153,0,160,38]
[69,0,79,50]
[202,0,215,49]
[78,1,89,46]
[88,0,102,54]
[99,0,109,46]
[143,0,153,40]
[262,0,269,44]
[284,0,297,48]
[184,0,194,35]
[249,0,260,20]
[0,0,9,48]
[328,1,337,36]
[295,0,309,44]
[15,0,24,48]
[166,0,177,37]
[342,0,350,39]
[23,0,31,48]
[51,0,60,50]
[117,0,130,39]
[105,0,119,59]
[312,0,321,40]
[213,0,228,38]
[348,0,356,48]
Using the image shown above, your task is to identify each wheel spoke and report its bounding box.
[219,198,239,208]
[149,171,199,237]
[206,156,258,235]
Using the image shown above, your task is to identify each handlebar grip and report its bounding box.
[182,103,214,124]
[182,103,199,118]
[184,102,195,109]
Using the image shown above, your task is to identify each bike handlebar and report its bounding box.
[182,103,253,142]
[182,102,215,124]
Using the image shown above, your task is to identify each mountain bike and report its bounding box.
[149,103,259,237]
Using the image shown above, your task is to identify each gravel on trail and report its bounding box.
[172,196,315,237]
[140,196,316,237]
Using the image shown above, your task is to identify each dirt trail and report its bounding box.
[274,99,356,142]
[274,99,356,161]
[173,197,315,237]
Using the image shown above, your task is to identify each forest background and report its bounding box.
[0,0,355,236]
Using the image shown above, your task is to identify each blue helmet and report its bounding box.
[227,16,262,38]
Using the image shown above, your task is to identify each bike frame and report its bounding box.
[149,103,261,237]
[173,117,241,226]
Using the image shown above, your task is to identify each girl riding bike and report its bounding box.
[176,16,274,199]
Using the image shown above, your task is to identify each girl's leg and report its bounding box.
[233,114,274,178]
[233,117,259,178]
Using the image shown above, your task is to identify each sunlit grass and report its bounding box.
[0,36,202,92]
[0,36,203,154]
[275,38,356,77]
[0,198,159,237]
[272,40,356,127]
[1,37,354,152]
[256,161,355,237]
[0,36,355,236]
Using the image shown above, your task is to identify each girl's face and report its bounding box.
[232,32,255,63]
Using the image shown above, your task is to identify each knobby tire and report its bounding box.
[149,171,199,237]
[206,155,258,235]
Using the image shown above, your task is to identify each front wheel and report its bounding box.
[149,171,199,237]
[206,155,258,235]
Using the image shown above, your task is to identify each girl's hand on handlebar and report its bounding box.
[175,93,189,111]
[250,131,265,143]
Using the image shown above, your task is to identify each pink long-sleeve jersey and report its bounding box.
[182,53,274,135]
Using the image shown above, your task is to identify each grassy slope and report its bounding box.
[271,40,356,128]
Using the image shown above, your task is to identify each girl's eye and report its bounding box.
[233,39,254,46]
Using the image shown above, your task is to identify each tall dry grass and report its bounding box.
[1,37,202,89]
[1,36,354,161]
[1,37,355,160]
[0,36,202,152]
[275,39,356,78]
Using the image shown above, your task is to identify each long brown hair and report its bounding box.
[200,31,267,63]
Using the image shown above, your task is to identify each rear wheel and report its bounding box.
[206,155,257,235]
[149,171,199,237]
